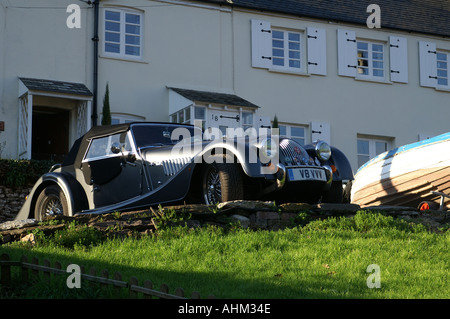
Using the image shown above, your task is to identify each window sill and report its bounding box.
[354,76,393,85]
[100,54,149,64]
[268,68,310,77]
[435,86,450,93]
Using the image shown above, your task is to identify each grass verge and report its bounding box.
[0,211,448,298]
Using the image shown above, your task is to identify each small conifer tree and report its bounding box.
[272,115,279,128]
[101,83,111,125]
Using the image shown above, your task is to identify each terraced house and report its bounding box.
[0,0,449,173]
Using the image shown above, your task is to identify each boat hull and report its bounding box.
[351,133,450,209]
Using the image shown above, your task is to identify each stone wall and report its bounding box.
[1,200,449,245]
[0,186,31,223]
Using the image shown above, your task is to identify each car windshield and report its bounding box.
[131,124,201,148]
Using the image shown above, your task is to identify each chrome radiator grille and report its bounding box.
[162,157,191,176]
[279,139,315,166]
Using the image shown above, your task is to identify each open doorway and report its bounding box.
[32,106,70,162]
[18,78,93,160]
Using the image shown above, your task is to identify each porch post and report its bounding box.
[18,92,33,159]
[26,94,33,159]
[77,100,92,138]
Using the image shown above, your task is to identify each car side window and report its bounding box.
[84,132,132,161]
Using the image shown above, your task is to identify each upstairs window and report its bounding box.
[419,42,450,90]
[437,52,449,87]
[272,30,302,71]
[104,9,143,59]
[357,41,385,78]
[251,19,327,75]
[338,30,408,83]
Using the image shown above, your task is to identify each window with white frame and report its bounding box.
[271,30,302,71]
[241,112,253,131]
[279,124,306,146]
[170,107,191,125]
[437,51,449,87]
[251,20,327,75]
[111,113,145,124]
[419,42,450,89]
[338,30,408,83]
[357,137,390,168]
[357,41,385,78]
[194,106,206,130]
[104,8,143,59]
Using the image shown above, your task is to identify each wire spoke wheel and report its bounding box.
[203,166,222,205]
[43,196,64,216]
[35,185,69,220]
[201,154,244,206]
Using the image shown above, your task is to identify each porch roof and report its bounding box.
[19,77,93,97]
[169,87,260,109]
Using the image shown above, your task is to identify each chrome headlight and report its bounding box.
[259,137,278,158]
[315,140,331,161]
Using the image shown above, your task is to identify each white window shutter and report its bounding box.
[307,27,327,75]
[256,116,271,128]
[389,36,408,83]
[251,19,272,69]
[311,122,331,144]
[419,41,437,88]
[337,29,357,77]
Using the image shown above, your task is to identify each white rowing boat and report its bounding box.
[350,132,450,210]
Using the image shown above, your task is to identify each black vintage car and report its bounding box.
[15,122,353,221]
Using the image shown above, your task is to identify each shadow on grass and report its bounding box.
[0,244,374,299]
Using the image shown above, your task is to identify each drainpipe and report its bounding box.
[91,0,99,127]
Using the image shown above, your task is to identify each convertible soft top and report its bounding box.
[62,123,130,168]
[84,123,131,139]
[64,122,194,168]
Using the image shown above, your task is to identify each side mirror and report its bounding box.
[111,142,121,154]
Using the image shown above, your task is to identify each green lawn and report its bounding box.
[1,211,448,299]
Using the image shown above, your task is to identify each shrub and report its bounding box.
[302,210,428,234]
[51,223,105,249]
[0,158,56,188]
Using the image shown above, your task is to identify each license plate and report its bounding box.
[288,167,327,182]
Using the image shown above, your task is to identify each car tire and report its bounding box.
[322,180,343,203]
[343,180,352,203]
[201,154,244,205]
[34,185,69,220]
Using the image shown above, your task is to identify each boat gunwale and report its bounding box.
[355,132,450,176]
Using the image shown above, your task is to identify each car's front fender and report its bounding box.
[14,172,88,221]
[197,140,270,178]
[330,146,354,181]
